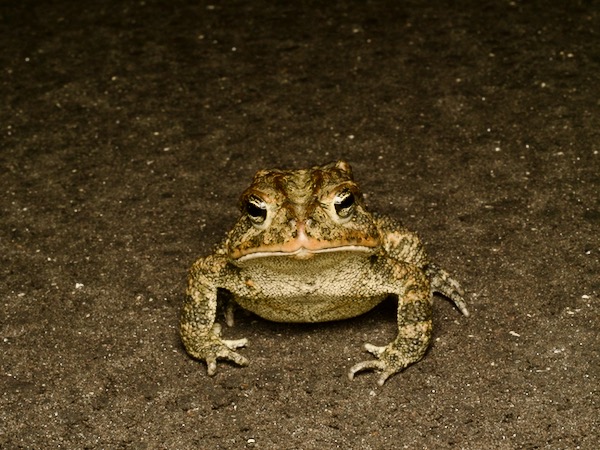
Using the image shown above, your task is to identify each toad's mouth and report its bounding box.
[234,243,376,262]
[231,226,379,262]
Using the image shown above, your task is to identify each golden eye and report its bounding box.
[333,189,356,219]
[245,195,267,224]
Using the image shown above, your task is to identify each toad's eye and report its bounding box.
[245,195,268,224]
[333,189,356,219]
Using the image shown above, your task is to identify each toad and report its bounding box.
[181,160,469,385]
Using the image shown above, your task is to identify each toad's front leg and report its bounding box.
[349,264,432,386]
[180,257,248,375]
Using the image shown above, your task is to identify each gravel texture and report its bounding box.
[1,1,598,448]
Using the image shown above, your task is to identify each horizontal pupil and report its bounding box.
[247,197,266,220]
[339,193,353,208]
[336,191,354,208]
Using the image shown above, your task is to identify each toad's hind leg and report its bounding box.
[426,263,469,317]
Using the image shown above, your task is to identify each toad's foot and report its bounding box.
[348,343,421,386]
[185,323,248,376]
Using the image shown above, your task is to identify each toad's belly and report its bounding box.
[234,292,388,323]
[230,251,389,322]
